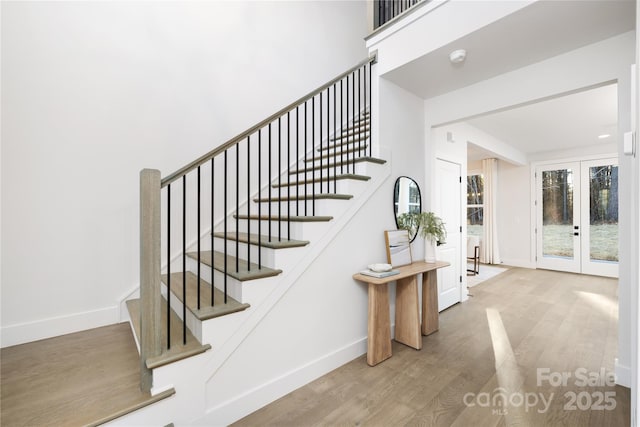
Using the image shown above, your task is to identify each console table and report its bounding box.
[353,261,450,366]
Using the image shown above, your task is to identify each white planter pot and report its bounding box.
[425,238,437,263]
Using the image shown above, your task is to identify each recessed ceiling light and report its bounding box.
[598,134,611,139]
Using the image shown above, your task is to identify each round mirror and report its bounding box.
[394,176,422,242]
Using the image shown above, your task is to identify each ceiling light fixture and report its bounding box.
[598,134,611,139]
[449,49,467,64]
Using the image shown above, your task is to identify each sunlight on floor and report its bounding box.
[575,290,617,319]
[486,307,526,424]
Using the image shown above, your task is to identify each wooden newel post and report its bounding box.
[140,169,162,392]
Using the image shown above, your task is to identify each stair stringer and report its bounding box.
[198,151,391,423]
[108,148,391,426]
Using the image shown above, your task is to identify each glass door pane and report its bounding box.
[541,168,575,258]
[581,159,618,277]
[536,163,581,274]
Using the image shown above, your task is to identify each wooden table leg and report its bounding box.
[367,283,392,366]
[422,270,439,335]
[394,275,422,350]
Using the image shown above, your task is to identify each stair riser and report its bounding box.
[185,257,243,302]
[213,238,308,272]
[305,152,371,167]
[185,256,280,304]
[331,131,370,143]
[235,219,329,242]
[290,161,376,177]
[272,178,366,194]
[254,198,349,217]
[160,281,203,343]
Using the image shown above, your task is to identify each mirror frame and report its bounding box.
[393,176,422,243]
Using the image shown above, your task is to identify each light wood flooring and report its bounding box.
[1,322,173,426]
[235,268,630,426]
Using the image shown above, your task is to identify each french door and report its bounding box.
[536,158,619,277]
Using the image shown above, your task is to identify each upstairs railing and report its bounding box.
[374,0,424,29]
[139,55,376,391]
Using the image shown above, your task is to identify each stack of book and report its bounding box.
[359,269,400,278]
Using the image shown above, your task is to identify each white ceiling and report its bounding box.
[384,0,635,99]
[383,0,633,163]
[466,83,618,160]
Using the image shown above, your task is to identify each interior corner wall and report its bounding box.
[0,0,368,347]
[496,161,532,268]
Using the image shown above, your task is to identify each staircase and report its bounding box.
[120,55,390,424]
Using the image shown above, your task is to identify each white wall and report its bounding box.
[1,1,368,346]
[497,161,532,268]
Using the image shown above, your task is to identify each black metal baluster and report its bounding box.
[211,157,216,307]
[333,83,338,194]
[304,101,308,216]
[182,175,186,345]
[365,63,370,157]
[278,117,282,242]
[341,79,344,175]
[247,135,250,271]
[369,62,373,157]
[287,111,291,241]
[197,166,201,310]
[358,67,362,158]
[312,96,316,216]
[326,87,330,194]
[296,106,299,217]
[224,150,228,304]
[268,123,272,242]
[236,144,239,272]
[346,74,350,174]
[352,71,356,172]
[167,184,171,350]
[258,130,262,269]
[320,91,323,196]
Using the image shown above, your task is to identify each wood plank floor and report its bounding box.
[1,322,173,426]
[234,268,630,426]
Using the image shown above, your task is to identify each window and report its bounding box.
[467,174,484,237]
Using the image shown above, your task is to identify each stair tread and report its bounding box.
[187,250,282,281]
[254,193,353,202]
[161,271,250,321]
[289,157,386,175]
[234,214,333,222]
[212,231,309,249]
[126,298,211,370]
[272,173,371,187]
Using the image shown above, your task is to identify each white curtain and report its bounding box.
[482,158,501,264]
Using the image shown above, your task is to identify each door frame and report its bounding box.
[531,153,619,276]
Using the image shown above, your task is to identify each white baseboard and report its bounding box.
[200,336,368,426]
[615,358,631,387]
[1,305,119,348]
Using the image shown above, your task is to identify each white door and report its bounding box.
[536,158,618,277]
[435,159,462,311]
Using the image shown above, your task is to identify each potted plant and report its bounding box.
[398,212,446,263]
